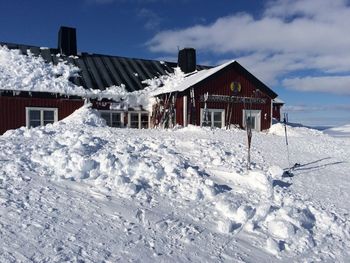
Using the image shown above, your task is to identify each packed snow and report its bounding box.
[1,105,349,262]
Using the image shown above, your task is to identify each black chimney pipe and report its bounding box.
[178,48,196,73]
[58,26,77,56]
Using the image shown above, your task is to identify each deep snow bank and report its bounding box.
[1,105,349,262]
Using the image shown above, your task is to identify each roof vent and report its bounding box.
[58,26,77,56]
[178,48,196,73]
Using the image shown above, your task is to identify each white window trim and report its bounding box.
[127,111,150,129]
[99,110,125,127]
[242,109,261,131]
[183,96,188,127]
[25,107,58,128]
[200,108,225,128]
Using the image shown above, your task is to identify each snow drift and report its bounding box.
[1,106,349,262]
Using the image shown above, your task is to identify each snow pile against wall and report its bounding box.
[1,105,349,262]
[56,103,106,127]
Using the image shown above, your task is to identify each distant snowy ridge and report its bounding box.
[324,124,350,137]
[269,122,350,138]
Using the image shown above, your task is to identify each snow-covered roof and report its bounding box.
[149,59,277,99]
[273,97,284,104]
[1,42,277,109]
[0,45,86,96]
[151,60,236,96]
[0,41,209,93]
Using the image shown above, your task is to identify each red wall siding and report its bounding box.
[0,96,84,134]
[183,65,273,130]
[175,96,183,125]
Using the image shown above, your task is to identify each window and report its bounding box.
[200,109,225,128]
[26,107,58,128]
[242,110,261,131]
[246,116,256,130]
[140,113,149,129]
[128,112,149,129]
[99,111,124,127]
[129,113,139,128]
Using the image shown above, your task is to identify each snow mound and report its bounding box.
[57,103,106,127]
[4,105,218,201]
[1,105,349,262]
[269,123,323,137]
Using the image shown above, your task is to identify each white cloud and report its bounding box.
[284,104,350,112]
[138,8,162,30]
[283,76,350,95]
[147,0,350,95]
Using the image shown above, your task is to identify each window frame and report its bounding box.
[99,110,125,128]
[200,108,225,128]
[242,109,261,131]
[25,107,58,128]
[127,111,150,129]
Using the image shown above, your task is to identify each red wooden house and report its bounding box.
[0,27,283,134]
[152,48,281,131]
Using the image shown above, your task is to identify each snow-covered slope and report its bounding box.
[1,106,349,262]
[324,124,350,138]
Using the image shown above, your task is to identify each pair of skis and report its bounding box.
[189,88,196,125]
[225,101,234,129]
[282,113,300,177]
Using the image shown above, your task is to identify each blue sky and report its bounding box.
[1,0,349,127]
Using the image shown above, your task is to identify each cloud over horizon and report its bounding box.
[147,0,350,96]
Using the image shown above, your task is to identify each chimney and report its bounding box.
[58,26,77,56]
[178,48,196,73]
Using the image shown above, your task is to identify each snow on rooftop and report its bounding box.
[273,97,284,104]
[0,44,237,110]
[0,45,86,96]
[147,60,236,96]
[0,45,155,108]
